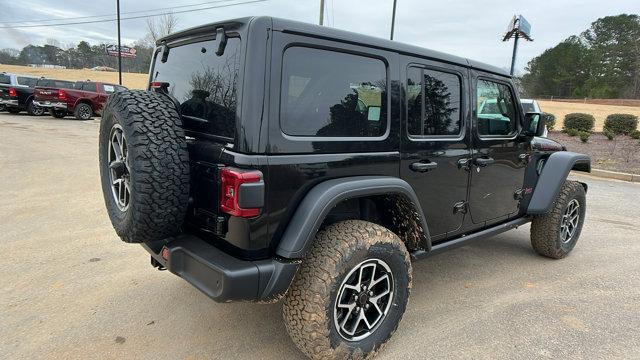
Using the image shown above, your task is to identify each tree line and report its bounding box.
[0,14,177,74]
[521,14,640,99]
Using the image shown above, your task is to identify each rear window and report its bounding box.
[82,82,98,92]
[37,79,74,89]
[151,37,242,139]
[101,84,127,94]
[280,47,387,137]
[0,74,9,84]
[17,77,38,87]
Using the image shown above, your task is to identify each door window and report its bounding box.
[280,47,387,137]
[407,67,461,137]
[476,80,517,136]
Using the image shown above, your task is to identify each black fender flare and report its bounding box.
[527,151,590,215]
[275,176,431,259]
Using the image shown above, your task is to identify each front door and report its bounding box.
[468,72,528,226]
[400,60,471,240]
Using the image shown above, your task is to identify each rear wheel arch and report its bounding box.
[275,177,431,259]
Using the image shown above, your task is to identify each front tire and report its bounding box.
[530,180,586,259]
[50,109,66,118]
[74,103,93,120]
[27,100,44,116]
[283,220,412,359]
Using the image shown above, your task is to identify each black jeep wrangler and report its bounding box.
[99,17,590,359]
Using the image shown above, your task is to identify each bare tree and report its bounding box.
[146,13,178,44]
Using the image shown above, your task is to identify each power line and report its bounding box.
[0,0,240,24]
[0,0,266,29]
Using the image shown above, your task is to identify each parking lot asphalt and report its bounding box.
[1,113,639,360]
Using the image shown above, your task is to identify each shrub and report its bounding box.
[542,113,556,131]
[566,128,579,136]
[604,130,616,140]
[603,114,638,135]
[564,113,595,132]
[578,131,590,143]
[630,129,640,139]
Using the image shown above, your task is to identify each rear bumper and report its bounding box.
[33,100,67,110]
[142,235,299,302]
[0,99,18,106]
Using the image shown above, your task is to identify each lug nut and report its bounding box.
[365,304,370,309]
[369,291,373,296]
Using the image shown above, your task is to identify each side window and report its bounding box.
[476,79,517,136]
[83,82,97,92]
[280,47,387,137]
[407,67,461,136]
[17,77,38,87]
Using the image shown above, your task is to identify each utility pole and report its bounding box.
[390,0,397,40]
[116,0,122,85]
[319,0,324,26]
[509,34,519,76]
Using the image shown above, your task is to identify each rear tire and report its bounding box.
[7,107,20,114]
[74,102,93,120]
[27,100,44,116]
[50,109,66,118]
[530,180,586,259]
[99,90,190,244]
[283,220,412,360]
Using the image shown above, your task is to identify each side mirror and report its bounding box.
[522,112,545,137]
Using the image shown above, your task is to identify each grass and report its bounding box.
[538,100,640,132]
[0,64,148,89]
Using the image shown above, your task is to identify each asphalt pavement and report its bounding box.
[1,113,639,359]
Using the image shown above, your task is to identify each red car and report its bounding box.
[34,81,127,120]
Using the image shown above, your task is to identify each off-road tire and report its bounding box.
[99,90,190,243]
[530,180,586,259]
[74,102,93,120]
[283,220,412,360]
[27,100,44,116]
[50,109,66,118]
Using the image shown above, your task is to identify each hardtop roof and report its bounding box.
[159,16,510,78]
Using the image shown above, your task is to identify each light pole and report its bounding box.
[116,0,122,85]
[390,0,397,40]
[319,0,324,25]
[502,15,533,76]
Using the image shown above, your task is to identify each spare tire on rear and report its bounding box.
[99,90,190,243]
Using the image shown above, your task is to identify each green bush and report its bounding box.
[603,114,638,135]
[604,129,616,140]
[566,128,579,136]
[564,113,595,132]
[630,129,640,139]
[578,131,590,143]
[542,113,556,131]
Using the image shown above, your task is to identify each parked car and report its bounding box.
[34,80,127,120]
[98,17,591,360]
[0,73,44,115]
[521,99,548,137]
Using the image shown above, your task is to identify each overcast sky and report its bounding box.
[1,0,638,73]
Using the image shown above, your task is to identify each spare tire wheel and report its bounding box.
[99,90,190,243]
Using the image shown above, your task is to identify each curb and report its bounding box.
[578,169,640,183]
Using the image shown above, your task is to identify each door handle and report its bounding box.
[410,161,438,172]
[474,157,495,167]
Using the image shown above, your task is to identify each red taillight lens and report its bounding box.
[58,89,66,100]
[8,88,17,97]
[150,82,169,92]
[220,168,262,218]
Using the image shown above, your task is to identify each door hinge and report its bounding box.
[453,201,468,214]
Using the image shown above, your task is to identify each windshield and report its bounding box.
[150,36,242,139]
[521,102,535,112]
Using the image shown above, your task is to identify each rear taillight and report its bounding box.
[150,82,170,93]
[219,168,263,218]
[8,88,17,97]
[58,89,66,100]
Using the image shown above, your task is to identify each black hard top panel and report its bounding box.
[159,16,510,78]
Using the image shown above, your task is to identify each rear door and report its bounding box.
[400,58,471,240]
[468,71,528,226]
